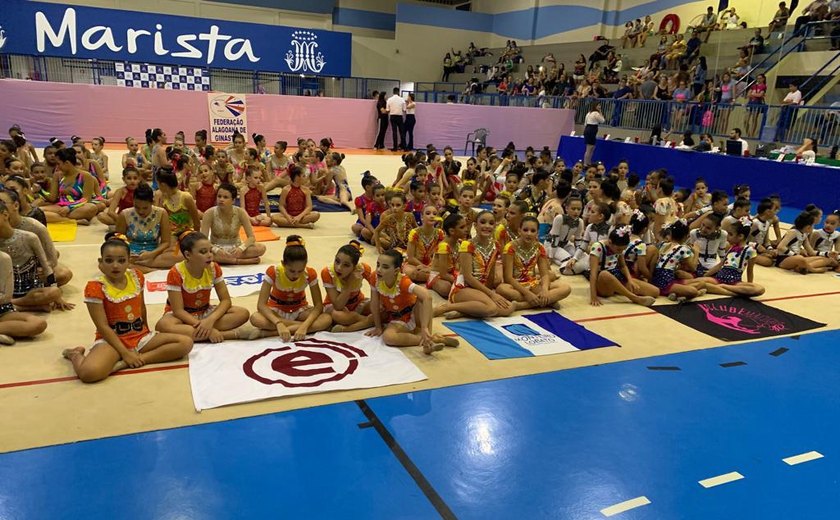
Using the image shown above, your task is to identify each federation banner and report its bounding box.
[189,333,427,411]
[653,297,825,341]
[143,263,266,305]
[208,92,247,144]
[444,311,616,360]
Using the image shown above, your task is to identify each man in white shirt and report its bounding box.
[386,87,406,151]
[729,128,750,155]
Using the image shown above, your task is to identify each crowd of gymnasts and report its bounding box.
[1,126,838,383]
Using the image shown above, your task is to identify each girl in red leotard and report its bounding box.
[273,165,320,228]
[240,167,272,227]
[99,166,141,227]
[191,163,218,217]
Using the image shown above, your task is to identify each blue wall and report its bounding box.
[332,7,396,32]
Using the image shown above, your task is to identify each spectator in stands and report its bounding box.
[664,34,687,69]
[696,6,718,43]
[768,2,791,33]
[573,54,587,82]
[621,22,636,48]
[611,78,634,126]
[386,88,406,151]
[830,1,840,49]
[589,40,616,70]
[693,133,714,151]
[604,52,619,82]
[591,79,609,98]
[720,8,741,29]
[794,0,829,35]
[639,15,656,47]
[442,53,453,82]
[691,56,708,96]
[746,74,768,137]
[730,50,750,80]
[542,53,557,67]
[649,36,670,68]
[776,82,802,141]
[742,28,766,56]
[640,73,658,99]
[629,19,644,47]
[681,30,702,65]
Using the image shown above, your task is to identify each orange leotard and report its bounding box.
[264,264,318,313]
[450,239,500,301]
[371,273,417,324]
[83,268,150,350]
[321,263,372,312]
[164,261,223,315]
[503,241,547,288]
[407,227,445,266]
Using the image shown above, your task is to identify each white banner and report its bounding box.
[143,263,267,305]
[208,93,248,144]
[188,332,427,411]
[480,316,580,356]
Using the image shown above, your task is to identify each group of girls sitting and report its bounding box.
[63,231,463,383]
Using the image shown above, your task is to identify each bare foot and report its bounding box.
[62,346,85,360]
[331,324,347,333]
[433,304,448,317]
[636,296,657,307]
[443,310,462,320]
[0,334,16,346]
[77,219,90,226]
[111,360,128,373]
[422,342,445,355]
[433,334,459,348]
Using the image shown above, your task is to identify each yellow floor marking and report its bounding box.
[783,451,824,465]
[698,471,744,488]
[600,496,651,517]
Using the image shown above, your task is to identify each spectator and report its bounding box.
[628,19,644,47]
[775,82,802,141]
[745,73,768,137]
[611,78,634,126]
[621,22,636,48]
[373,92,388,150]
[591,79,609,98]
[604,52,619,82]
[768,2,791,33]
[573,54,587,82]
[692,132,714,151]
[639,15,655,47]
[720,8,741,29]
[442,53,453,82]
[730,49,751,80]
[742,28,766,56]
[830,1,840,49]
[664,34,687,68]
[589,41,615,70]
[696,6,718,43]
[794,0,829,35]
[691,56,708,96]
[640,73,658,99]
[542,53,557,67]
[682,30,702,65]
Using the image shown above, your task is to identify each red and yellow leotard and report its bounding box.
[371,273,417,324]
[321,263,372,312]
[264,264,318,313]
[502,241,547,288]
[407,227,445,266]
[164,260,223,315]
[83,268,150,350]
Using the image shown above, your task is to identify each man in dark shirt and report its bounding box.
[611,79,634,126]
[589,41,616,70]
[682,31,702,64]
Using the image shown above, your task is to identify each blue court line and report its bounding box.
[367,330,840,519]
[0,403,438,519]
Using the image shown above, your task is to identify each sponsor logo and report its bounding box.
[243,339,367,387]
[698,303,787,335]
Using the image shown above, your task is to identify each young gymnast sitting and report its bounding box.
[695,217,766,297]
[0,251,48,345]
[774,211,833,274]
[368,249,458,355]
[41,148,101,225]
[498,215,572,309]
[273,166,321,228]
[250,236,332,341]
[200,183,266,265]
[324,241,374,333]
[116,183,178,273]
[155,231,250,342]
[63,233,193,383]
[587,225,658,307]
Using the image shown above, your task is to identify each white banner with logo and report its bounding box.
[189,332,428,411]
[143,263,266,305]
[207,92,248,144]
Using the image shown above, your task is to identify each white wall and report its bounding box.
[395,23,492,83]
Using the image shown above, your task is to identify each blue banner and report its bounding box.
[0,0,351,76]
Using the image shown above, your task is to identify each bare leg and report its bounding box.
[0,311,48,338]
[596,271,656,306]
[434,288,501,318]
[331,310,374,332]
[55,264,73,287]
[584,144,596,166]
[13,286,62,312]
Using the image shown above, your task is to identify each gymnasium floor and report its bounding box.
[1,150,839,518]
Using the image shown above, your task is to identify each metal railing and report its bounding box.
[0,54,399,99]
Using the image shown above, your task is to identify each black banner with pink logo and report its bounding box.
[653,298,825,342]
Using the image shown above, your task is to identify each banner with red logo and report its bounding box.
[188,332,427,411]
[143,263,267,305]
[208,92,248,144]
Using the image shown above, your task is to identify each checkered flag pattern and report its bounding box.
[115,62,210,91]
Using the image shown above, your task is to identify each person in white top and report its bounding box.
[728,128,750,155]
[386,87,407,151]
[583,102,606,165]
[776,82,802,141]
[404,93,417,151]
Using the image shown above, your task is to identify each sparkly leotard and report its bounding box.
[124,207,163,255]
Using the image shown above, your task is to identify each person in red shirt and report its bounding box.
[98,166,141,227]
[273,166,320,228]
[154,231,250,342]
[250,236,332,341]
[368,249,458,355]
[323,240,374,333]
[62,233,192,383]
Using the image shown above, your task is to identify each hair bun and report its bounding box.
[105,232,130,244]
[348,240,365,254]
[286,235,306,247]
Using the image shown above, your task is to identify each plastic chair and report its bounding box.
[464,128,489,155]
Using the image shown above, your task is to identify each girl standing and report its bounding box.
[323,241,374,333]
[116,184,176,273]
[63,234,192,383]
[155,231,250,342]
[368,249,457,354]
[201,183,267,265]
[250,236,332,341]
[588,226,658,306]
[435,210,515,318]
[498,216,571,309]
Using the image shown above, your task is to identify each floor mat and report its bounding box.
[46,221,78,242]
[240,226,280,242]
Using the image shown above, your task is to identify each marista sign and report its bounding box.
[0,0,351,76]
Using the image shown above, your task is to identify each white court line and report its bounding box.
[698,471,744,488]
[783,451,824,466]
[600,496,651,517]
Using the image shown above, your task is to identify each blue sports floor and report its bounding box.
[2,331,839,519]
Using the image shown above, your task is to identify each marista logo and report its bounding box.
[34,7,260,66]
